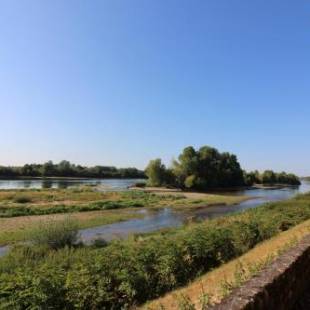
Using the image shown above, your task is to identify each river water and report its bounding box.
[1,181,310,256]
[0,178,144,190]
[80,181,310,243]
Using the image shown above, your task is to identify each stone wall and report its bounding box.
[210,235,310,310]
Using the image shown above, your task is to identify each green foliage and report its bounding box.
[1,194,310,308]
[134,182,146,188]
[172,145,244,190]
[261,170,277,184]
[144,146,300,189]
[28,218,79,250]
[145,159,174,187]
[243,170,260,186]
[0,191,163,217]
[0,161,145,179]
[276,171,301,185]
[145,145,246,190]
[244,170,300,186]
[12,195,32,204]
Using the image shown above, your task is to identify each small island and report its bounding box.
[142,145,301,192]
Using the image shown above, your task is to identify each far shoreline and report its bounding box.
[130,183,301,194]
[0,176,146,180]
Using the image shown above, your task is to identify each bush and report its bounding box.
[134,182,146,188]
[13,195,32,203]
[29,218,79,250]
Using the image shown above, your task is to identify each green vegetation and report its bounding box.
[29,218,79,250]
[0,187,246,218]
[145,159,174,187]
[146,218,310,309]
[12,195,32,204]
[145,145,300,190]
[146,146,244,190]
[0,160,145,179]
[244,170,301,186]
[0,210,143,246]
[1,192,310,309]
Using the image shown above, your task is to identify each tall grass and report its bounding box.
[29,218,79,250]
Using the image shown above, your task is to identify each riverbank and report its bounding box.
[131,186,252,204]
[131,183,300,194]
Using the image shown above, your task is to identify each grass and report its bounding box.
[0,187,248,216]
[0,209,143,245]
[142,218,310,309]
[29,218,79,250]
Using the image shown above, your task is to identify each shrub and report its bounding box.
[134,182,146,188]
[13,195,32,203]
[29,218,79,250]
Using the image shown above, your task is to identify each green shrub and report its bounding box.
[13,195,32,203]
[134,182,146,188]
[28,218,79,250]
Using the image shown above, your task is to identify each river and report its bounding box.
[0,178,144,190]
[80,181,310,243]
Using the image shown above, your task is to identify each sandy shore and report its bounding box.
[131,186,244,199]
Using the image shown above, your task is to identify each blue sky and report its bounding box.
[1,0,309,175]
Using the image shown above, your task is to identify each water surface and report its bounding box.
[0,178,144,190]
[80,181,310,243]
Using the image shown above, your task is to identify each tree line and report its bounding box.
[0,160,145,179]
[243,169,301,186]
[145,145,301,190]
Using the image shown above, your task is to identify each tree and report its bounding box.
[145,159,170,187]
[172,146,199,188]
[57,160,74,177]
[41,161,55,177]
[261,170,277,184]
[244,171,259,186]
[171,145,244,190]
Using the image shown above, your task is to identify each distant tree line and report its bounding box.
[243,170,301,186]
[145,145,301,190]
[0,160,145,179]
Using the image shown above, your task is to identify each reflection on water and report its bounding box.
[0,178,144,190]
[81,208,184,242]
[0,246,9,257]
[80,181,310,243]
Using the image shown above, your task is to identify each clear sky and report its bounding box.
[1,0,309,175]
